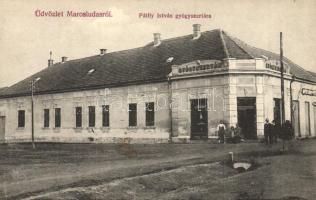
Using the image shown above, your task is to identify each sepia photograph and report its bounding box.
[0,0,315,199]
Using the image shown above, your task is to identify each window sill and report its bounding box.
[53,127,61,129]
[16,127,25,131]
[127,126,138,129]
[144,126,156,129]
[74,127,83,129]
[42,127,50,130]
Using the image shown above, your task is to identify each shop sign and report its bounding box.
[172,60,228,75]
[265,60,290,73]
[301,88,316,96]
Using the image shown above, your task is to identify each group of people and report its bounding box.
[217,119,294,145]
[263,119,279,145]
[264,119,294,145]
[217,120,243,144]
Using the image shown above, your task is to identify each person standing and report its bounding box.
[281,120,294,140]
[271,120,279,144]
[217,120,226,144]
[264,119,271,145]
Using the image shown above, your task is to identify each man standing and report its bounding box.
[264,119,271,145]
[217,120,226,144]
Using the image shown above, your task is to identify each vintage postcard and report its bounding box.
[0,0,315,199]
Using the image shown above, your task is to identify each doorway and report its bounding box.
[191,99,208,140]
[305,102,311,136]
[237,97,257,139]
[0,116,5,142]
[292,100,301,137]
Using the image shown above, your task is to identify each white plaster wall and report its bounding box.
[264,75,316,137]
[171,76,229,138]
[2,82,171,143]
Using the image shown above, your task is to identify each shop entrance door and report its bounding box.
[237,97,257,139]
[191,99,208,140]
[292,100,301,137]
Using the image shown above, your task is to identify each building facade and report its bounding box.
[0,25,315,143]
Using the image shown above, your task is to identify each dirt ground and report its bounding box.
[0,139,315,200]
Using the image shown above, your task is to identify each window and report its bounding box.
[55,108,61,128]
[44,109,49,128]
[145,102,155,126]
[102,105,110,127]
[129,103,137,127]
[88,106,95,127]
[18,110,25,128]
[75,107,82,128]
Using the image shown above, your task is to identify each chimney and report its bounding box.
[193,24,201,39]
[48,59,54,67]
[61,56,68,62]
[48,51,54,67]
[153,33,161,46]
[100,49,107,55]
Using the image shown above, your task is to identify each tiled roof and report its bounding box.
[0,87,8,95]
[223,31,316,82]
[0,29,315,98]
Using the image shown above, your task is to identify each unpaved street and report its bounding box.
[1,140,315,200]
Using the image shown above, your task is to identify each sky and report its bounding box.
[0,0,315,87]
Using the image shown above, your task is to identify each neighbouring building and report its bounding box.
[0,24,315,143]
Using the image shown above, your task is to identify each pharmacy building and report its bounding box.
[0,24,315,143]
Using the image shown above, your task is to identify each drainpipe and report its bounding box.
[290,75,295,129]
[168,76,173,143]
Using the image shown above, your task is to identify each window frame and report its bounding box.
[55,108,61,128]
[88,106,96,127]
[75,107,82,128]
[145,102,155,127]
[102,105,110,127]
[128,103,137,127]
[44,109,50,128]
[18,110,25,128]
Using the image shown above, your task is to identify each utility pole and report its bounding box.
[280,32,286,151]
[30,77,41,149]
[280,32,285,125]
[31,80,35,149]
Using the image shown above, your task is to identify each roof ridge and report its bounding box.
[147,28,221,44]
[222,31,254,59]
[55,29,223,65]
[219,29,230,59]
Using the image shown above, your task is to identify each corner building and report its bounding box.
[0,25,315,143]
